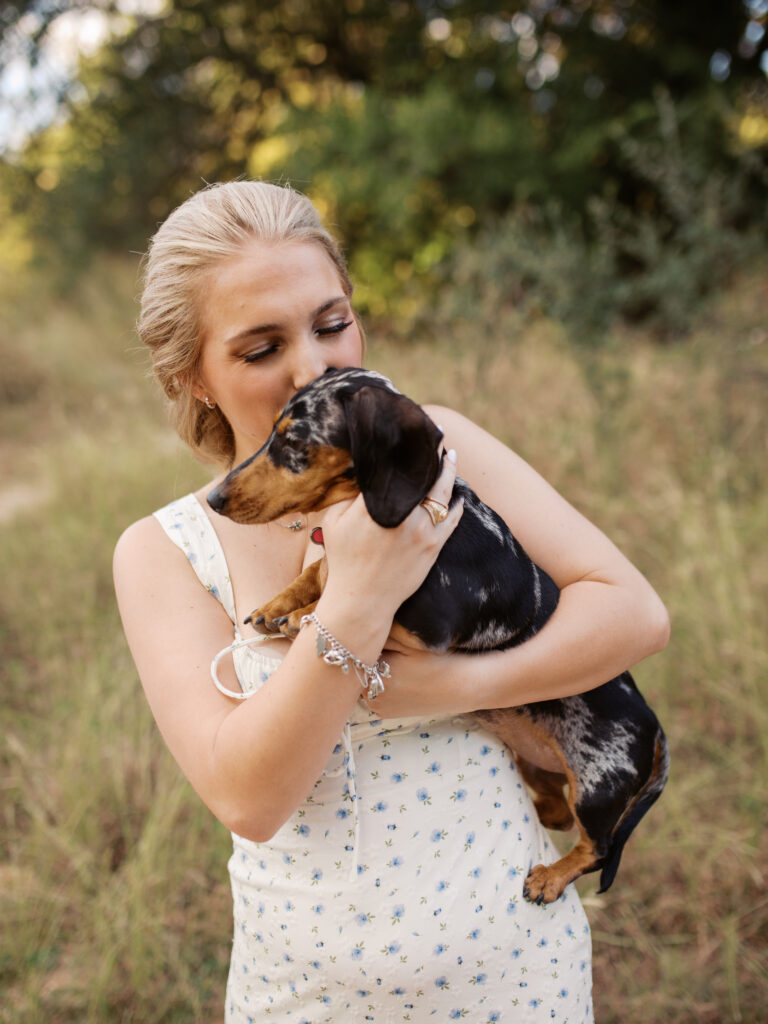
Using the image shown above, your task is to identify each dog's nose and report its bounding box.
[207,484,227,513]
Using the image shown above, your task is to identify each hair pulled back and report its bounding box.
[138,180,352,467]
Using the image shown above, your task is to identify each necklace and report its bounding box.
[275,517,306,532]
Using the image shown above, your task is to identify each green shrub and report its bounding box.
[417,90,767,344]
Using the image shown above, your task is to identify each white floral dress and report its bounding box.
[154,494,594,1023]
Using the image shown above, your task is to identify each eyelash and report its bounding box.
[317,319,353,337]
[243,346,277,364]
[242,321,353,363]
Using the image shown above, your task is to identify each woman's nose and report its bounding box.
[289,338,328,391]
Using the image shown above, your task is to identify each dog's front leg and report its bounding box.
[246,558,327,638]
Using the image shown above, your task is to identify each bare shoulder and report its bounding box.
[113,510,234,634]
[422,403,533,497]
[422,404,474,439]
[113,513,188,592]
[114,513,168,562]
[423,403,510,456]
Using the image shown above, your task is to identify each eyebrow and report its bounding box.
[224,296,350,345]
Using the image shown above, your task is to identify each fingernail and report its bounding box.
[447,448,457,464]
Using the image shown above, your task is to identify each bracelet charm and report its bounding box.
[301,612,390,699]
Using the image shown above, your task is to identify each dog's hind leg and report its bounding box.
[523,829,602,905]
[515,758,573,832]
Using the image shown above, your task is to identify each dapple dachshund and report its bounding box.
[207,367,669,904]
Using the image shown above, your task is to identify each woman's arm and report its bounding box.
[114,457,461,843]
[367,404,670,719]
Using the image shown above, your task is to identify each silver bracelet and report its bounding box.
[300,612,390,700]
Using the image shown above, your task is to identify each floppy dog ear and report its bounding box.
[344,386,443,527]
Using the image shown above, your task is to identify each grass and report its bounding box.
[1,256,766,1022]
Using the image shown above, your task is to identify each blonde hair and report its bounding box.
[138,180,355,467]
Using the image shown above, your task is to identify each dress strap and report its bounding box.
[153,493,241,637]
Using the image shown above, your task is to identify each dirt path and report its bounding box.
[0,482,51,525]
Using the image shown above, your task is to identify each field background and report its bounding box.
[1,2,767,1021]
[1,256,766,1023]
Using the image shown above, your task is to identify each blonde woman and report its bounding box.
[114,180,669,1022]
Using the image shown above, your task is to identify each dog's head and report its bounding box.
[207,367,443,528]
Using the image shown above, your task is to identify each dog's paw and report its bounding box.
[522,864,566,905]
[244,610,279,633]
[278,618,301,638]
[267,615,304,638]
[247,592,304,630]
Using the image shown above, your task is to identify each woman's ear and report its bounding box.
[344,386,443,527]
[190,379,208,403]
[189,373,217,407]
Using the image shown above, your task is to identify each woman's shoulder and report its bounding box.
[113,491,203,581]
[113,513,181,582]
[421,403,471,432]
[422,403,501,453]
[421,403,525,489]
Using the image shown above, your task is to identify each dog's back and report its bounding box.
[397,479,559,652]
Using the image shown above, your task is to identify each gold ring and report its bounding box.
[420,497,449,526]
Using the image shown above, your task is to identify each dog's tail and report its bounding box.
[598,728,670,893]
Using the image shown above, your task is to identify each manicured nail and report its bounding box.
[447,448,457,463]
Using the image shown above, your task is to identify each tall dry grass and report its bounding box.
[1,258,766,1022]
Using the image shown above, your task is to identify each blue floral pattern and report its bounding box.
[155,495,594,1023]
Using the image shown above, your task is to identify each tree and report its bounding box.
[1,0,766,294]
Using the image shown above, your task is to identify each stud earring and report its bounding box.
[203,396,215,410]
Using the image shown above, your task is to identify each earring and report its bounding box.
[203,396,215,410]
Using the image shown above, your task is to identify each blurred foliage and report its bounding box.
[1,0,767,328]
[422,87,768,343]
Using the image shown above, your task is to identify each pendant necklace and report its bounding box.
[275,517,306,532]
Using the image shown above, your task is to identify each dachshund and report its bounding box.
[207,367,669,904]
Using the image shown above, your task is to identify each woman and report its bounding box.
[114,180,669,1022]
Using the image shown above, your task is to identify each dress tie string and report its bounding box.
[322,722,361,878]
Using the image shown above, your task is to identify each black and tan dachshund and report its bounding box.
[207,367,669,904]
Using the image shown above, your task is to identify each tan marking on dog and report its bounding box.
[523,833,600,904]
[474,708,565,775]
[247,559,330,640]
[515,759,573,831]
[248,559,325,628]
[219,445,357,524]
[521,745,600,902]
[384,621,430,653]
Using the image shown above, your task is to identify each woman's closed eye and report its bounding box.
[243,344,279,364]
[241,320,353,363]
[316,319,353,338]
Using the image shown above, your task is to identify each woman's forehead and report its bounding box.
[198,239,351,342]
[214,237,347,293]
